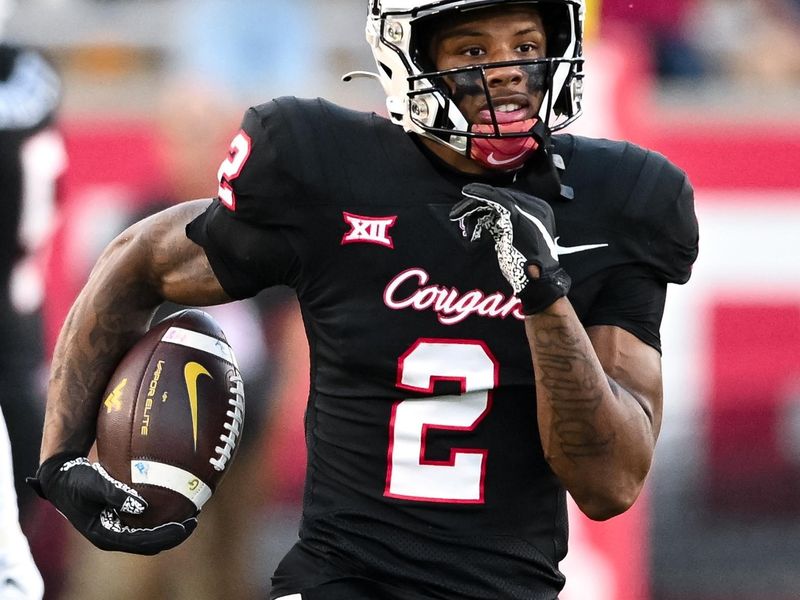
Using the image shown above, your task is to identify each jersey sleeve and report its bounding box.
[583,149,697,351]
[216,101,306,225]
[186,200,300,299]
[648,172,699,285]
[185,101,305,299]
[586,151,697,351]
[582,265,668,353]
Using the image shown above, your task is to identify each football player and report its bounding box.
[30,1,698,599]
[1,405,44,599]
[0,0,64,523]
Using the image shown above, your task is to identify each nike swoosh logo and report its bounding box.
[184,362,212,452]
[513,207,610,258]
[513,205,559,260]
[487,151,527,166]
[554,237,609,256]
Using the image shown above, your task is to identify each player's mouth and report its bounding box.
[477,96,532,125]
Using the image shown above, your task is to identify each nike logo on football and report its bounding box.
[553,237,609,256]
[184,362,212,452]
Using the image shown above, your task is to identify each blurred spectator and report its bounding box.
[252,300,309,593]
[154,78,240,200]
[1,405,44,600]
[686,0,800,84]
[600,0,708,79]
[601,0,800,83]
[0,0,65,525]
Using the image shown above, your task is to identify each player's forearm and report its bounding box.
[40,201,228,462]
[41,233,162,460]
[527,299,655,521]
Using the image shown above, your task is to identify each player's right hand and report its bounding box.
[450,183,571,314]
[27,452,196,555]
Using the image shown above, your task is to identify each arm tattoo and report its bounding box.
[48,280,156,453]
[43,199,219,457]
[534,323,614,460]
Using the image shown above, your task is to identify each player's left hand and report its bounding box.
[449,182,571,314]
[27,452,197,555]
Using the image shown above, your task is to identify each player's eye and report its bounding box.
[517,43,539,54]
[462,46,486,57]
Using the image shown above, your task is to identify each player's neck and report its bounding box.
[418,136,492,176]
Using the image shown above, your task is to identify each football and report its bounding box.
[95,309,244,528]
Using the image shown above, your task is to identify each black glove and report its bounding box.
[27,452,196,555]
[450,182,571,314]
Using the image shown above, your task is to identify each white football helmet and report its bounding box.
[363,0,585,154]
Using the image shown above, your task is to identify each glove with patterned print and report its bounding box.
[27,452,196,555]
[450,183,571,314]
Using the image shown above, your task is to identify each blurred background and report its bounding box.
[2,0,799,599]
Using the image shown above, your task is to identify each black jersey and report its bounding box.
[187,97,698,600]
[0,44,60,298]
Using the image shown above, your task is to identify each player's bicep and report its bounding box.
[587,325,664,439]
[127,199,231,306]
[582,265,667,437]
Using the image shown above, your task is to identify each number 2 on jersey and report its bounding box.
[385,339,498,503]
[217,130,252,210]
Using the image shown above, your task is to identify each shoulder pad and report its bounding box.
[555,135,699,283]
[217,98,382,225]
[216,99,310,226]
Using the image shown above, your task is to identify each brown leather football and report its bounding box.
[95,309,244,528]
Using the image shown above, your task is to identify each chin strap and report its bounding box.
[469,118,543,172]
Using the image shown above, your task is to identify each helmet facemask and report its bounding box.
[365,0,585,160]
